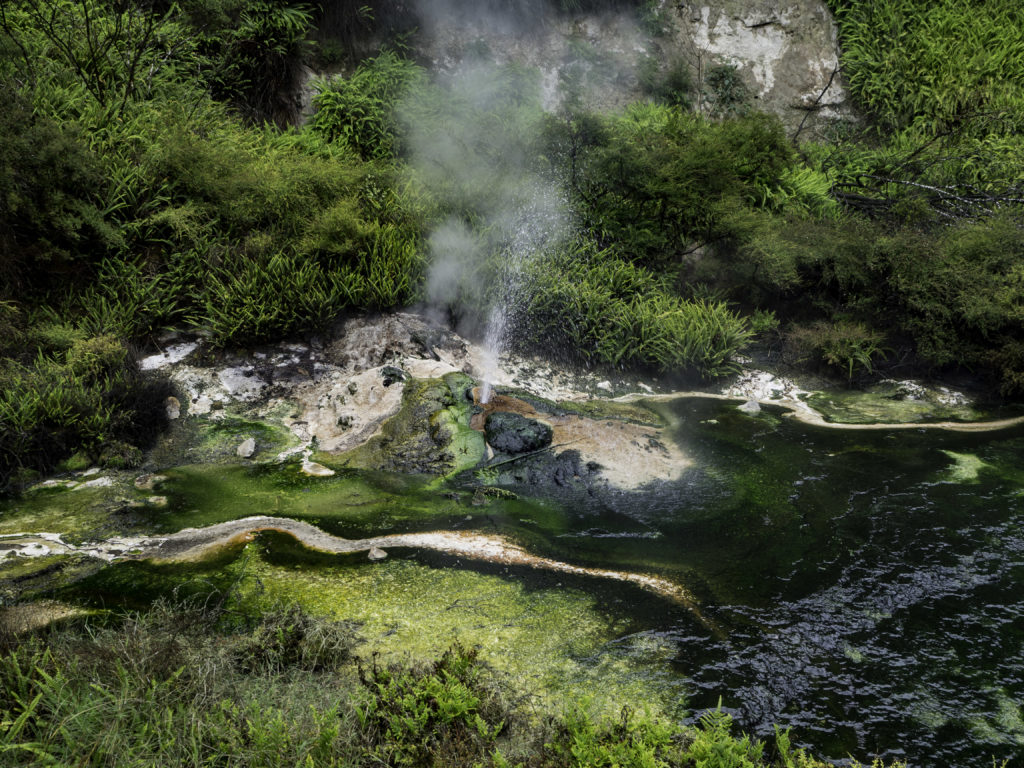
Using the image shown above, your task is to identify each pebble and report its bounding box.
[134,474,168,491]
[236,438,256,458]
[368,546,388,561]
[166,396,181,420]
[301,459,335,477]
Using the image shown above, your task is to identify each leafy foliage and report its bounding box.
[522,242,753,378]
[311,50,425,159]
[547,104,796,267]
[357,643,508,766]
[830,0,1024,138]
[0,92,115,293]
[824,0,1024,223]
[0,600,911,767]
[0,326,168,492]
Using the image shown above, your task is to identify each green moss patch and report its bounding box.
[806,385,982,425]
[239,538,688,719]
[339,373,484,475]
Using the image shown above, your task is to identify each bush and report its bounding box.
[830,0,1024,138]
[521,242,753,378]
[0,332,167,493]
[556,105,795,267]
[311,51,425,159]
[0,91,114,295]
[786,320,890,380]
[824,0,1024,223]
[357,643,509,766]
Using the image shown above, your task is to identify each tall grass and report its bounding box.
[0,600,905,767]
[522,242,753,377]
[831,0,1024,137]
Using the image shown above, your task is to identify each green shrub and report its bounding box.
[687,704,764,768]
[521,243,753,378]
[311,50,425,159]
[0,334,167,492]
[357,643,508,766]
[558,105,794,267]
[638,55,693,108]
[545,703,681,767]
[0,90,115,294]
[786,320,890,380]
[202,250,348,346]
[704,63,751,117]
[823,0,1024,223]
[830,0,1024,137]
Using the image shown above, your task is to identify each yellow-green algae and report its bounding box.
[940,450,992,483]
[49,533,688,718]
[150,461,544,537]
[967,689,1024,746]
[337,373,485,476]
[806,386,982,425]
[237,538,687,719]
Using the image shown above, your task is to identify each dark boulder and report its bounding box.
[484,411,553,454]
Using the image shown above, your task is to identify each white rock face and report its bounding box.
[236,438,256,458]
[737,398,761,414]
[165,396,181,420]
[358,0,853,136]
[300,459,335,477]
[140,342,198,371]
[678,1,853,133]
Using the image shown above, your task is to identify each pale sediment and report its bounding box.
[620,391,1024,433]
[1,517,719,635]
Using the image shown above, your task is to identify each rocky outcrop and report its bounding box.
[674,0,853,135]
[382,0,853,136]
[484,411,553,454]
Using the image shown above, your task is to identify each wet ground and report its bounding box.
[3,378,1024,765]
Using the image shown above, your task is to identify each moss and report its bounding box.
[236,536,688,719]
[55,544,249,610]
[59,452,92,472]
[0,482,129,542]
[144,408,298,468]
[806,385,982,425]
[340,373,484,476]
[554,398,665,427]
[0,553,70,582]
[0,554,105,605]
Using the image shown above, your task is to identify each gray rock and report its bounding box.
[738,399,761,414]
[484,411,553,454]
[368,546,387,561]
[236,438,256,458]
[165,396,181,420]
[134,474,168,491]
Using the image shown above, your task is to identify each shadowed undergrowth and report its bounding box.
[0,600,904,768]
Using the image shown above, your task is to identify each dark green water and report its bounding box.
[527,398,1024,766]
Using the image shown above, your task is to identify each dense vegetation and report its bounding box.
[0,600,900,767]
[0,0,1021,482]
